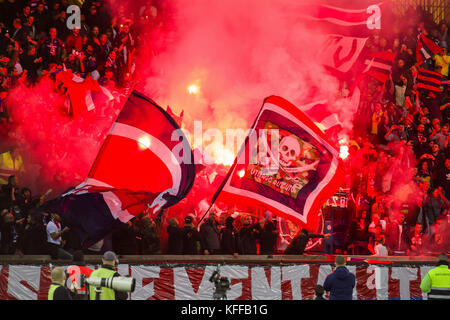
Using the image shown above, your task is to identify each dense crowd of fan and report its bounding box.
[337,6,450,256]
[0,0,161,121]
[0,1,449,258]
[0,0,163,258]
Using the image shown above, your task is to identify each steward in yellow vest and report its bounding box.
[88,251,128,300]
[420,253,450,300]
[48,267,72,300]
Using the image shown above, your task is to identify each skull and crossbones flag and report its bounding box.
[212,96,344,232]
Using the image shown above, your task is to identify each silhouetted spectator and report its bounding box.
[199,211,221,254]
[237,215,261,254]
[181,215,202,255]
[314,284,326,300]
[284,228,331,255]
[0,209,18,254]
[166,217,183,254]
[220,216,239,256]
[112,221,138,255]
[323,256,356,300]
[16,211,46,254]
[259,219,278,255]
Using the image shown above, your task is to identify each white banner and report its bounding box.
[0,264,431,300]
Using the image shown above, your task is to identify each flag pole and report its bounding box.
[195,147,240,228]
[194,98,268,228]
[196,97,268,227]
[195,202,214,228]
[195,154,239,228]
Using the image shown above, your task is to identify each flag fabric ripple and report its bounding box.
[44,91,196,248]
[212,96,344,232]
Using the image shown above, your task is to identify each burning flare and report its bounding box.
[188,84,200,95]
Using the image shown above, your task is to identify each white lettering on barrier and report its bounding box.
[391,267,419,300]
[366,265,383,291]
[251,267,282,300]
[8,265,41,300]
[218,265,249,300]
[173,266,215,300]
[317,264,333,286]
[281,265,310,300]
[0,264,437,300]
[117,264,129,276]
[131,265,160,300]
[375,266,389,300]
[366,266,375,290]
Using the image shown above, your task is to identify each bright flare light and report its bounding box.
[339,145,349,160]
[188,84,199,95]
[238,169,245,178]
[208,143,235,166]
[338,137,349,160]
[215,148,235,166]
[138,136,152,150]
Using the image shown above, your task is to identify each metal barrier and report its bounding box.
[0,254,443,300]
[391,0,450,23]
[0,254,440,265]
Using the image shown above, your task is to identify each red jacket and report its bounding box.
[66,34,84,53]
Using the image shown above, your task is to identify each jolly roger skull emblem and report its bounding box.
[279,135,301,167]
[261,132,320,176]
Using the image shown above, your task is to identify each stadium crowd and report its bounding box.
[0,1,449,259]
[336,6,450,256]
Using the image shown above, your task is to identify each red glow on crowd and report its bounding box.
[0,0,448,260]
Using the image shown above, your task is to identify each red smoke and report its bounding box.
[134,0,344,133]
[6,0,439,254]
[7,77,123,197]
[6,0,388,203]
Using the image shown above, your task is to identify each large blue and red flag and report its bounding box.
[212,96,344,232]
[44,91,196,247]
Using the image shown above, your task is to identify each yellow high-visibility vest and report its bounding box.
[420,265,450,300]
[48,284,62,300]
[89,267,116,300]
[0,151,24,184]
